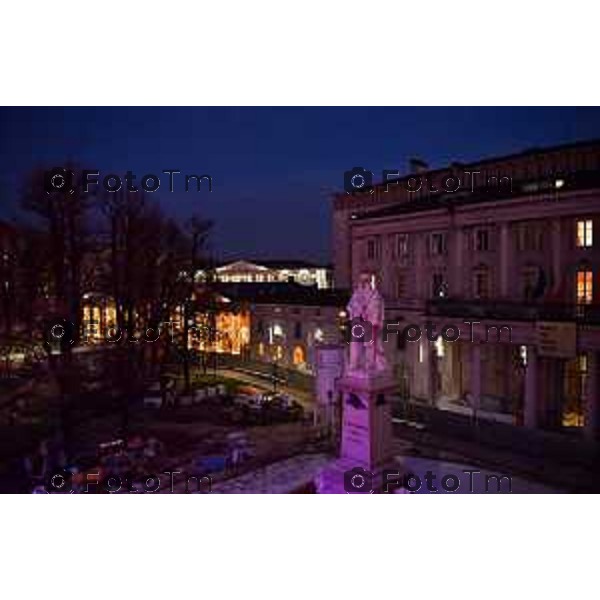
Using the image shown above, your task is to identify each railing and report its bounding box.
[427,298,600,324]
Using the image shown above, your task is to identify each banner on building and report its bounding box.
[536,321,577,358]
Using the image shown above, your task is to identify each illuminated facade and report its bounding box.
[333,139,600,440]
[81,290,251,356]
[248,288,348,373]
[205,260,332,289]
[187,306,251,356]
[81,293,117,341]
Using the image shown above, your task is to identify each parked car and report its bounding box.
[235,394,266,424]
[262,395,304,422]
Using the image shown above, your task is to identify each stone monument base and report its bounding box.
[316,370,406,493]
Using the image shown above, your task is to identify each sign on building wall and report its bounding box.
[536,321,577,358]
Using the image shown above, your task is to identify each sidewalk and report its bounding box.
[391,422,598,492]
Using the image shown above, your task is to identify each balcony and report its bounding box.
[427,298,600,324]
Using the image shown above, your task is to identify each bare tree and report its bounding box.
[20,166,92,337]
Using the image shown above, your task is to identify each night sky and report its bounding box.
[1,107,600,262]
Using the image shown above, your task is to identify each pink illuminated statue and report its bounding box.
[346,272,388,375]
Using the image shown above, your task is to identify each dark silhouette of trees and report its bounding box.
[12,166,214,446]
[0,225,17,335]
[20,166,92,337]
[181,216,213,393]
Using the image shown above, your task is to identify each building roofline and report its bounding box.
[215,259,331,270]
[335,137,600,203]
[352,168,600,221]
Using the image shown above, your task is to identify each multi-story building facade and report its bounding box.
[208,259,332,289]
[79,282,346,374]
[333,139,600,440]
[237,283,348,373]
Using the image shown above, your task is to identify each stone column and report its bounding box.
[551,219,563,293]
[584,351,600,441]
[407,337,420,401]
[524,345,538,428]
[450,226,463,297]
[470,343,482,419]
[500,222,511,298]
[415,234,426,299]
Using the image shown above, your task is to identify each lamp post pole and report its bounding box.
[272,358,278,395]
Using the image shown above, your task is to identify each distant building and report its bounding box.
[213,282,348,373]
[333,138,600,440]
[200,259,333,289]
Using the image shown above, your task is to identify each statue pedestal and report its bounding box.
[316,371,400,493]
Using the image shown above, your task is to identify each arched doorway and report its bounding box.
[293,345,306,366]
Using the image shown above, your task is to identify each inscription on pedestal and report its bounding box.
[342,403,371,464]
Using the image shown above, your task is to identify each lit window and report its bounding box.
[293,345,305,365]
[434,336,445,358]
[576,269,593,305]
[314,328,324,343]
[576,220,593,248]
[258,342,264,356]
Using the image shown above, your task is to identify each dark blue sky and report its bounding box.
[1,107,600,262]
